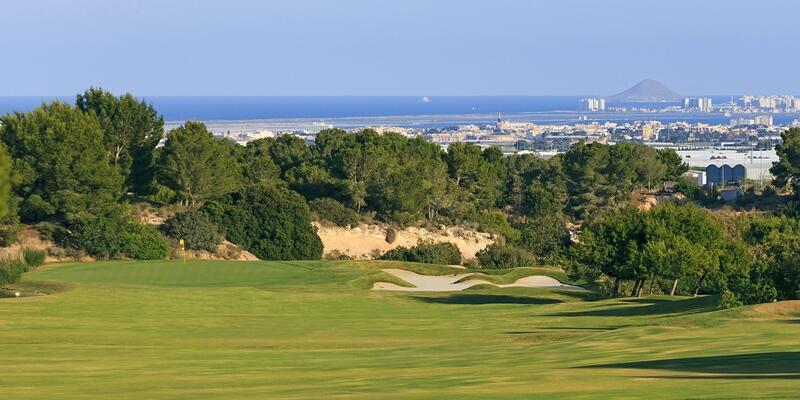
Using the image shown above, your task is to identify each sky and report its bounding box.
[1,0,798,96]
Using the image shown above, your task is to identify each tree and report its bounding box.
[657,148,689,182]
[76,88,164,193]
[0,145,11,221]
[0,102,123,222]
[158,121,241,207]
[504,153,566,218]
[771,127,800,199]
[519,214,570,265]
[571,206,646,296]
[203,184,323,260]
[239,139,281,185]
[446,143,502,208]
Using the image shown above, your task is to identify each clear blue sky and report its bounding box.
[1,0,798,96]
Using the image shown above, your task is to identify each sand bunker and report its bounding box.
[372,269,584,292]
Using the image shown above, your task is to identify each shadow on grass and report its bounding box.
[548,296,718,317]
[411,294,563,305]
[579,352,800,379]
[504,326,614,334]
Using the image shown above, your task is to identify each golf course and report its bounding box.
[1,260,799,399]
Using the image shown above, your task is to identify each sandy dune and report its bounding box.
[315,223,494,260]
[372,269,584,292]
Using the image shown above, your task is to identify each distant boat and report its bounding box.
[420,96,431,103]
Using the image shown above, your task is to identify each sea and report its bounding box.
[1,96,798,129]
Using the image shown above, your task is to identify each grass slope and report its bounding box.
[0,260,798,399]
[454,267,571,285]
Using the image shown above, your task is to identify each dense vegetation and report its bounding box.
[380,240,462,265]
[1,88,800,306]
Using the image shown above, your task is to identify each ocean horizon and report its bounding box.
[0,95,748,121]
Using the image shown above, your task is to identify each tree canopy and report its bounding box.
[158,121,241,207]
[76,88,164,193]
[771,127,800,198]
[0,102,123,222]
[0,145,11,221]
[203,184,323,260]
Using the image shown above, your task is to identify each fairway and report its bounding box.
[1,260,798,399]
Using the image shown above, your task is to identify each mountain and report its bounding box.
[608,79,683,102]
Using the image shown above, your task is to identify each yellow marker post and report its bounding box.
[179,239,186,264]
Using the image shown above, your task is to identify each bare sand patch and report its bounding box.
[315,223,494,260]
[372,269,584,292]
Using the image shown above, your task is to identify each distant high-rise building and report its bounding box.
[578,98,605,112]
[683,97,713,112]
[754,115,773,126]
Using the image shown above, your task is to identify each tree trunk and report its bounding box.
[637,280,646,297]
[694,272,708,297]
[612,277,621,297]
[670,279,679,296]
[630,279,642,297]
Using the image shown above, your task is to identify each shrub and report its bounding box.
[203,185,323,260]
[381,240,462,265]
[309,198,359,227]
[469,210,521,243]
[22,248,46,268]
[674,177,702,199]
[161,210,221,251]
[324,250,352,260]
[0,227,16,247]
[121,223,169,260]
[476,243,536,269]
[57,214,168,260]
[0,259,27,285]
[57,215,126,259]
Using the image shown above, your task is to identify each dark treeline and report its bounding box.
[2,88,800,306]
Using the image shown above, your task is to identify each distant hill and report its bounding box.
[608,79,683,102]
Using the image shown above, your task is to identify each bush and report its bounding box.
[381,240,462,265]
[324,250,352,260]
[121,223,169,260]
[469,210,521,243]
[0,259,27,285]
[161,210,221,251]
[203,185,323,260]
[674,177,702,199]
[57,215,126,259]
[309,197,359,227]
[57,214,168,260]
[23,248,46,268]
[476,243,536,269]
[0,226,17,247]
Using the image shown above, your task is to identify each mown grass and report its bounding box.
[349,270,416,289]
[455,266,571,285]
[0,260,798,399]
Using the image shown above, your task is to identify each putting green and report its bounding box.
[0,260,798,399]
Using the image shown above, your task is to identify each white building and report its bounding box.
[578,98,605,112]
[683,97,713,112]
